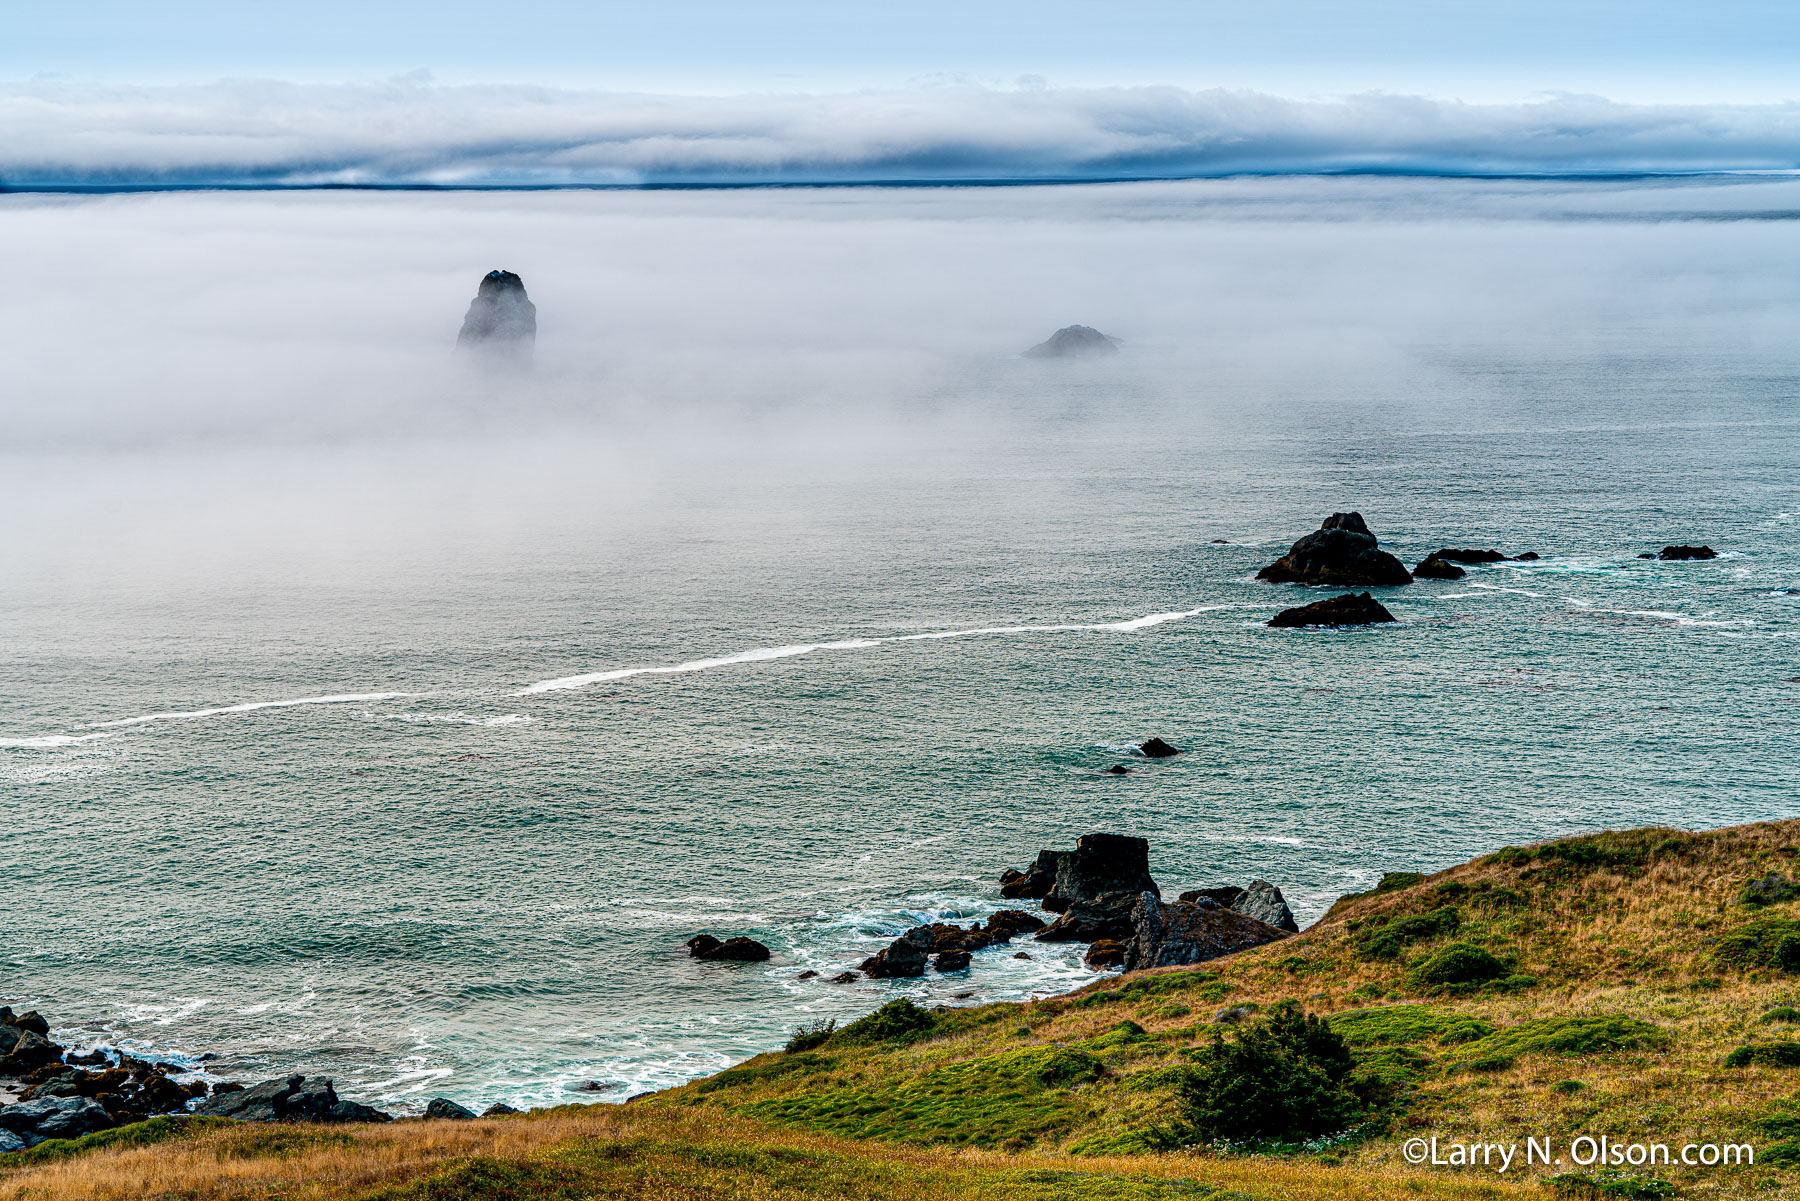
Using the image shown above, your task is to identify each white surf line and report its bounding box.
[87,692,420,730]
[515,608,1224,696]
[0,732,118,749]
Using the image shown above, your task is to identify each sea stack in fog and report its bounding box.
[1256,512,1412,587]
[1023,325,1119,358]
[456,270,537,350]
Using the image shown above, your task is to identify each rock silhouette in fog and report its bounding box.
[457,270,537,350]
[1023,325,1119,358]
[1256,513,1412,587]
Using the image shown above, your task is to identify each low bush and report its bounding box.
[1328,1003,1493,1047]
[833,999,937,1046]
[1356,907,1462,960]
[1725,1041,1800,1068]
[785,1019,836,1054]
[1180,1001,1363,1145]
[1410,943,1507,987]
[1763,1006,1800,1023]
[1461,1017,1667,1061]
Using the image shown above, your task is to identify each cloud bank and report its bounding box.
[5,79,1800,186]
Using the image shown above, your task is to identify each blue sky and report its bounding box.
[9,1,1800,101]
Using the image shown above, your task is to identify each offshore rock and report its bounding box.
[984,910,1047,941]
[1034,892,1141,943]
[1267,592,1396,629]
[933,950,973,972]
[1412,555,1466,580]
[1044,833,1160,913]
[1122,893,1291,972]
[1428,548,1510,565]
[1656,545,1718,560]
[685,934,772,962]
[456,269,537,350]
[1256,512,1413,587]
[1023,324,1120,358]
[859,926,933,978]
[999,849,1067,900]
[1138,737,1182,758]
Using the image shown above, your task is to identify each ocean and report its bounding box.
[2,175,1797,1111]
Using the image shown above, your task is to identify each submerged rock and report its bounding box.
[195,1075,390,1124]
[1023,324,1120,358]
[1138,737,1182,758]
[456,269,537,350]
[1429,548,1510,564]
[685,934,771,962]
[1121,893,1291,972]
[1106,764,1131,775]
[1256,513,1412,588]
[1267,591,1396,628]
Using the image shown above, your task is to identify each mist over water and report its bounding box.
[2,176,1798,1111]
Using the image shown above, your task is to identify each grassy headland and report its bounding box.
[12,818,1800,1200]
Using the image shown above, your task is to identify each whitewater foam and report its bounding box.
[89,692,418,730]
[515,608,1225,695]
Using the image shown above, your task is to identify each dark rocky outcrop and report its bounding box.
[1121,892,1292,972]
[685,934,772,962]
[1651,545,1718,560]
[1106,764,1131,775]
[425,1097,476,1120]
[0,1096,112,1147]
[859,927,933,978]
[1179,886,1245,909]
[829,971,860,984]
[1034,893,1141,943]
[6,1011,49,1038]
[1267,592,1396,628]
[195,1075,391,1124]
[1043,833,1160,913]
[1256,513,1412,588]
[1084,939,1129,968]
[1234,879,1300,933]
[1412,555,1465,580]
[1023,325,1119,358]
[1138,738,1182,758]
[456,270,537,350]
[984,910,1047,940]
[2,1030,63,1074]
[482,1102,521,1117]
[999,850,1066,900]
[1428,549,1510,565]
[925,923,992,953]
[933,950,972,972]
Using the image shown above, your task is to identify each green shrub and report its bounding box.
[1725,1041,1800,1068]
[785,1019,836,1054]
[1180,1001,1363,1145]
[1741,874,1800,908]
[1462,1017,1667,1061]
[1466,1054,1515,1073]
[1765,1006,1800,1023]
[1553,1079,1586,1094]
[694,1052,833,1095]
[834,998,937,1046]
[1778,936,1800,973]
[1356,907,1462,960]
[1762,1140,1800,1167]
[1328,1003,1493,1048]
[1713,917,1800,971]
[1376,872,1426,893]
[1410,943,1507,987]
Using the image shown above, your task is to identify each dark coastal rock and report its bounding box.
[425,1097,477,1120]
[1656,545,1718,560]
[1084,939,1129,968]
[828,971,860,983]
[1234,879,1300,933]
[1,1030,64,1074]
[456,269,537,350]
[1515,552,1541,561]
[1179,886,1245,909]
[795,970,820,981]
[1043,833,1160,913]
[5,1011,50,1038]
[1022,325,1120,358]
[1121,893,1292,972]
[0,1130,23,1154]
[859,926,933,978]
[1106,764,1131,775]
[1138,738,1182,758]
[985,910,1047,940]
[926,923,991,953]
[685,934,772,962]
[0,1096,112,1147]
[1035,892,1141,943]
[1412,555,1466,580]
[195,1075,391,1124]
[1267,591,1396,629]
[999,849,1066,900]
[933,950,973,972]
[1428,548,1509,565]
[482,1102,521,1117]
[1256,513,1412,588]
[1013,951,1031,960]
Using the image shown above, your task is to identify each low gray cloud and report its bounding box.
[5,79,1800,186]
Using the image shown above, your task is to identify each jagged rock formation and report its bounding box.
[456,270,537,350]
[1138,738,1182,758]
[195,1075,390,1123]
[1043,834,1160,913]
[1267,592,1396,628]
[1647,545,1718,560]
[1234,880,1300,933]
[1121,892,1292,972]
[1256,513,1412,587]
[1022,325,1120,358]
[859,927,934,978]
[685,934,772,962]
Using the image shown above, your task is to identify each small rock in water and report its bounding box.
[685,933,771,961]
[1022,324,1120,358]
[1106,763,1131,775]
[1656,545,1718,560]
[1412,555,1465,580]
[456,269,537,351]
[829,971,860,983]
[1138,738,1182,758]
[985,910,1047,940]
[1012,951,1032,960]
[795,970,820,980]
[933,950,973,972]
[1267,591,1396,629]
[576,1080,622,1093]
[953,991,976,1000]
[1515,551,1541,561]
[1428,548,1510,565]
[860,927,934,978]
[425,1097,476,1120]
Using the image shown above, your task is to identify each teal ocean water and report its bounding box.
[2,177,1797,1112]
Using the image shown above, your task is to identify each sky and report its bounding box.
[5,2,1800,184]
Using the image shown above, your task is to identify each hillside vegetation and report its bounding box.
[13,819,1800,1200]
